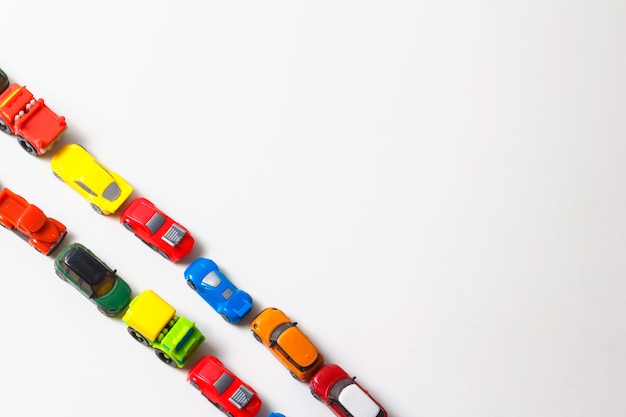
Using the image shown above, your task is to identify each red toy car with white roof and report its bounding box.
[188,355,262,417]
[309,364,387,417]
[120,197,194,262]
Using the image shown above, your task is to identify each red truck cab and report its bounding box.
[0,188,67,255]
[0,83,66,155]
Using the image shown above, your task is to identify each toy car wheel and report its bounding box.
[186,279,196,291]
[97,305,116,317]
[52,171,64,182]
[289,371,300,380]
[154,349,178,367]
[216,404,234,417]
[252,331,262,343]
[156,248,170,261]
[90,203,105,215]
[0,118,12,134]
[220,313,232,324]
[310,390,321,401]
[122,221,134,233]
[17,136,38,156]
[189,380,200,390]
[127,327,150,346]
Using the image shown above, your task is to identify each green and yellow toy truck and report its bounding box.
[122,289,205,368]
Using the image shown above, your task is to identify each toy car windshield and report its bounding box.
[145,212,167,234]
[103,182,122,201]
[202,271,222,288]
[214,372,235,395]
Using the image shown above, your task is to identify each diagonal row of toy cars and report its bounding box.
[0,67,388,417]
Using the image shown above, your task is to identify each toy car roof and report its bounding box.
[64,245,108,285]
[336,383,381,417]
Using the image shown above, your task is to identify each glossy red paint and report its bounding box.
[309,364,387,417]
[120,197,194,262]
[187,355,262,417]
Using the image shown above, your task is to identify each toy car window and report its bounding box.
[202,271,221,288]
[77,277,94,296]
[145,212,166,234]
[213,372,234,395]
[74,181,97,196]
[329,378,354,401]
[221,288,234,300]
[91,272,116,297]
[102,182,121,201]
[65,247,108,285]
[269,322,292,343]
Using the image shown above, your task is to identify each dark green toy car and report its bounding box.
[54,243,132,316]
[0,67,8,94]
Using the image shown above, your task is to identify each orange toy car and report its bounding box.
[250,307,324,381]
[0,187,67,255]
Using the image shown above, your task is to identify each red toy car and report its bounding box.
[0,187,66,255]
[188,355,262,417]
[120,197,194,262]
[309,364,387,417]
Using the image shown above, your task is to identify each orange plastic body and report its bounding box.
[0,83,66,155]
[251,307,324,381]
[0,188,67,255]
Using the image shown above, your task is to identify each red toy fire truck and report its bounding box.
[0,70,66,156]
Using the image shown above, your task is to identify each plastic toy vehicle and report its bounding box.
[54,243,132,316]
[0,187,66,255]
[122,289,205,368]
[267,414,286,417]
[120,197,194,262]
[184,258,253,324]
[309,364,387,417]
[51,143,133,215]
[0,68,8,94]
[188,355,262,417]
[0,78,66,155]
[250,307,324,381]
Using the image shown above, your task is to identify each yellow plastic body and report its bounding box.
[50,143,133,215]
[122,289,176,342]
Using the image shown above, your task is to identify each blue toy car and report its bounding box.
[267,414,286,417]
[184,258,253,324]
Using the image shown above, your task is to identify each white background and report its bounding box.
[0,2,625,417]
